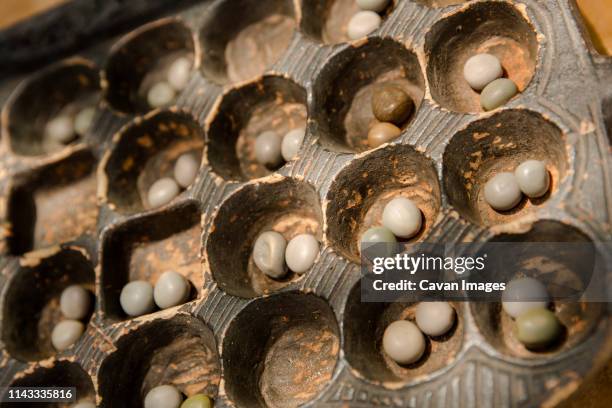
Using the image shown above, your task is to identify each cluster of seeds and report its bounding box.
[147,153,199,208]
[502,277,562,349]
[44,104,95,150]
[146,57,192,108]
[144,385,213,408]
[254,127,305,168]
[252,232,320,279]
[463,53,518,111]
[51,285,92,352]
[383,302,456,365]
[347,0,390,40]
[484,159,550,211]
[367,84,414,148]
[119,271,191,317]
[361,197,423,247]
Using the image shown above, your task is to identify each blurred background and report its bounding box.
[0,0,66,29]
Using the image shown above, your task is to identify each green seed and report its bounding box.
[361,226,397,244]
[480,78,518,111]
[180,394,213,408]
[361,226,396,257]
[516,308,562,349]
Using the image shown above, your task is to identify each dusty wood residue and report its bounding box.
[321,0,361,44]
[129,222,203,293]
[33,172,98,250]
[226,14,296,83]
[259,322,339,408]
[142,334,221,398]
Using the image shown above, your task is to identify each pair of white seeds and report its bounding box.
[484,159,550,211]
[147,153,199,209]
[383,302,456,365]
[44,105,95,149]
[254,127,306,167]
[252,232,320,279]
[147,57,192,108]
[119,271,191,317]
[51,285,92,352]
[463,53,519,111]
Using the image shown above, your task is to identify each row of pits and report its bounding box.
[2,0,539,158]
[4,106,568,258]
[2,221,605,406]
[0,1,601,406]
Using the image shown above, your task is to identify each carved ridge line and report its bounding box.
[215,295,244,333]
[321,257,353,299]
[588,102,612,223]
[414,108,447,147]
[405,105,435,146]
[405,7,431,40]
[423,114,463,152]
[313,151,338,186]
[327,261,355,301]
[558,0,596,80]
[200,289,223,323]
[294,139,320,177]
[304,247,336,290]
[524,0,555,95]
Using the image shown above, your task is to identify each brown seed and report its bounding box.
[371,85,414,125]
[368,122,401,148]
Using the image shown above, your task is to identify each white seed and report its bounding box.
[502,277,549,318]
[60,285,92,320]
[147,177,180,208]
[173,153,199,188]
[285,233,319,274]
[45,115,75,144]
[51,320,84,351]
[74,107,96,136]
[347,11,382,40]
[514,160,550,198]
[483,172,522,211]
[255,131,284,168]
[381,197,422,239]
[154,271,191,309]
[119,280,155,317]
[147,81,176,108]
[357,0,390,12]
[415,302,456,337]
[253,231,288,279]
[281,128,305,161]
[463,53,503,91]
[72,401,96,408]
[144,385,183,408]
[382,320,425,365]
[167,57,192,91]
